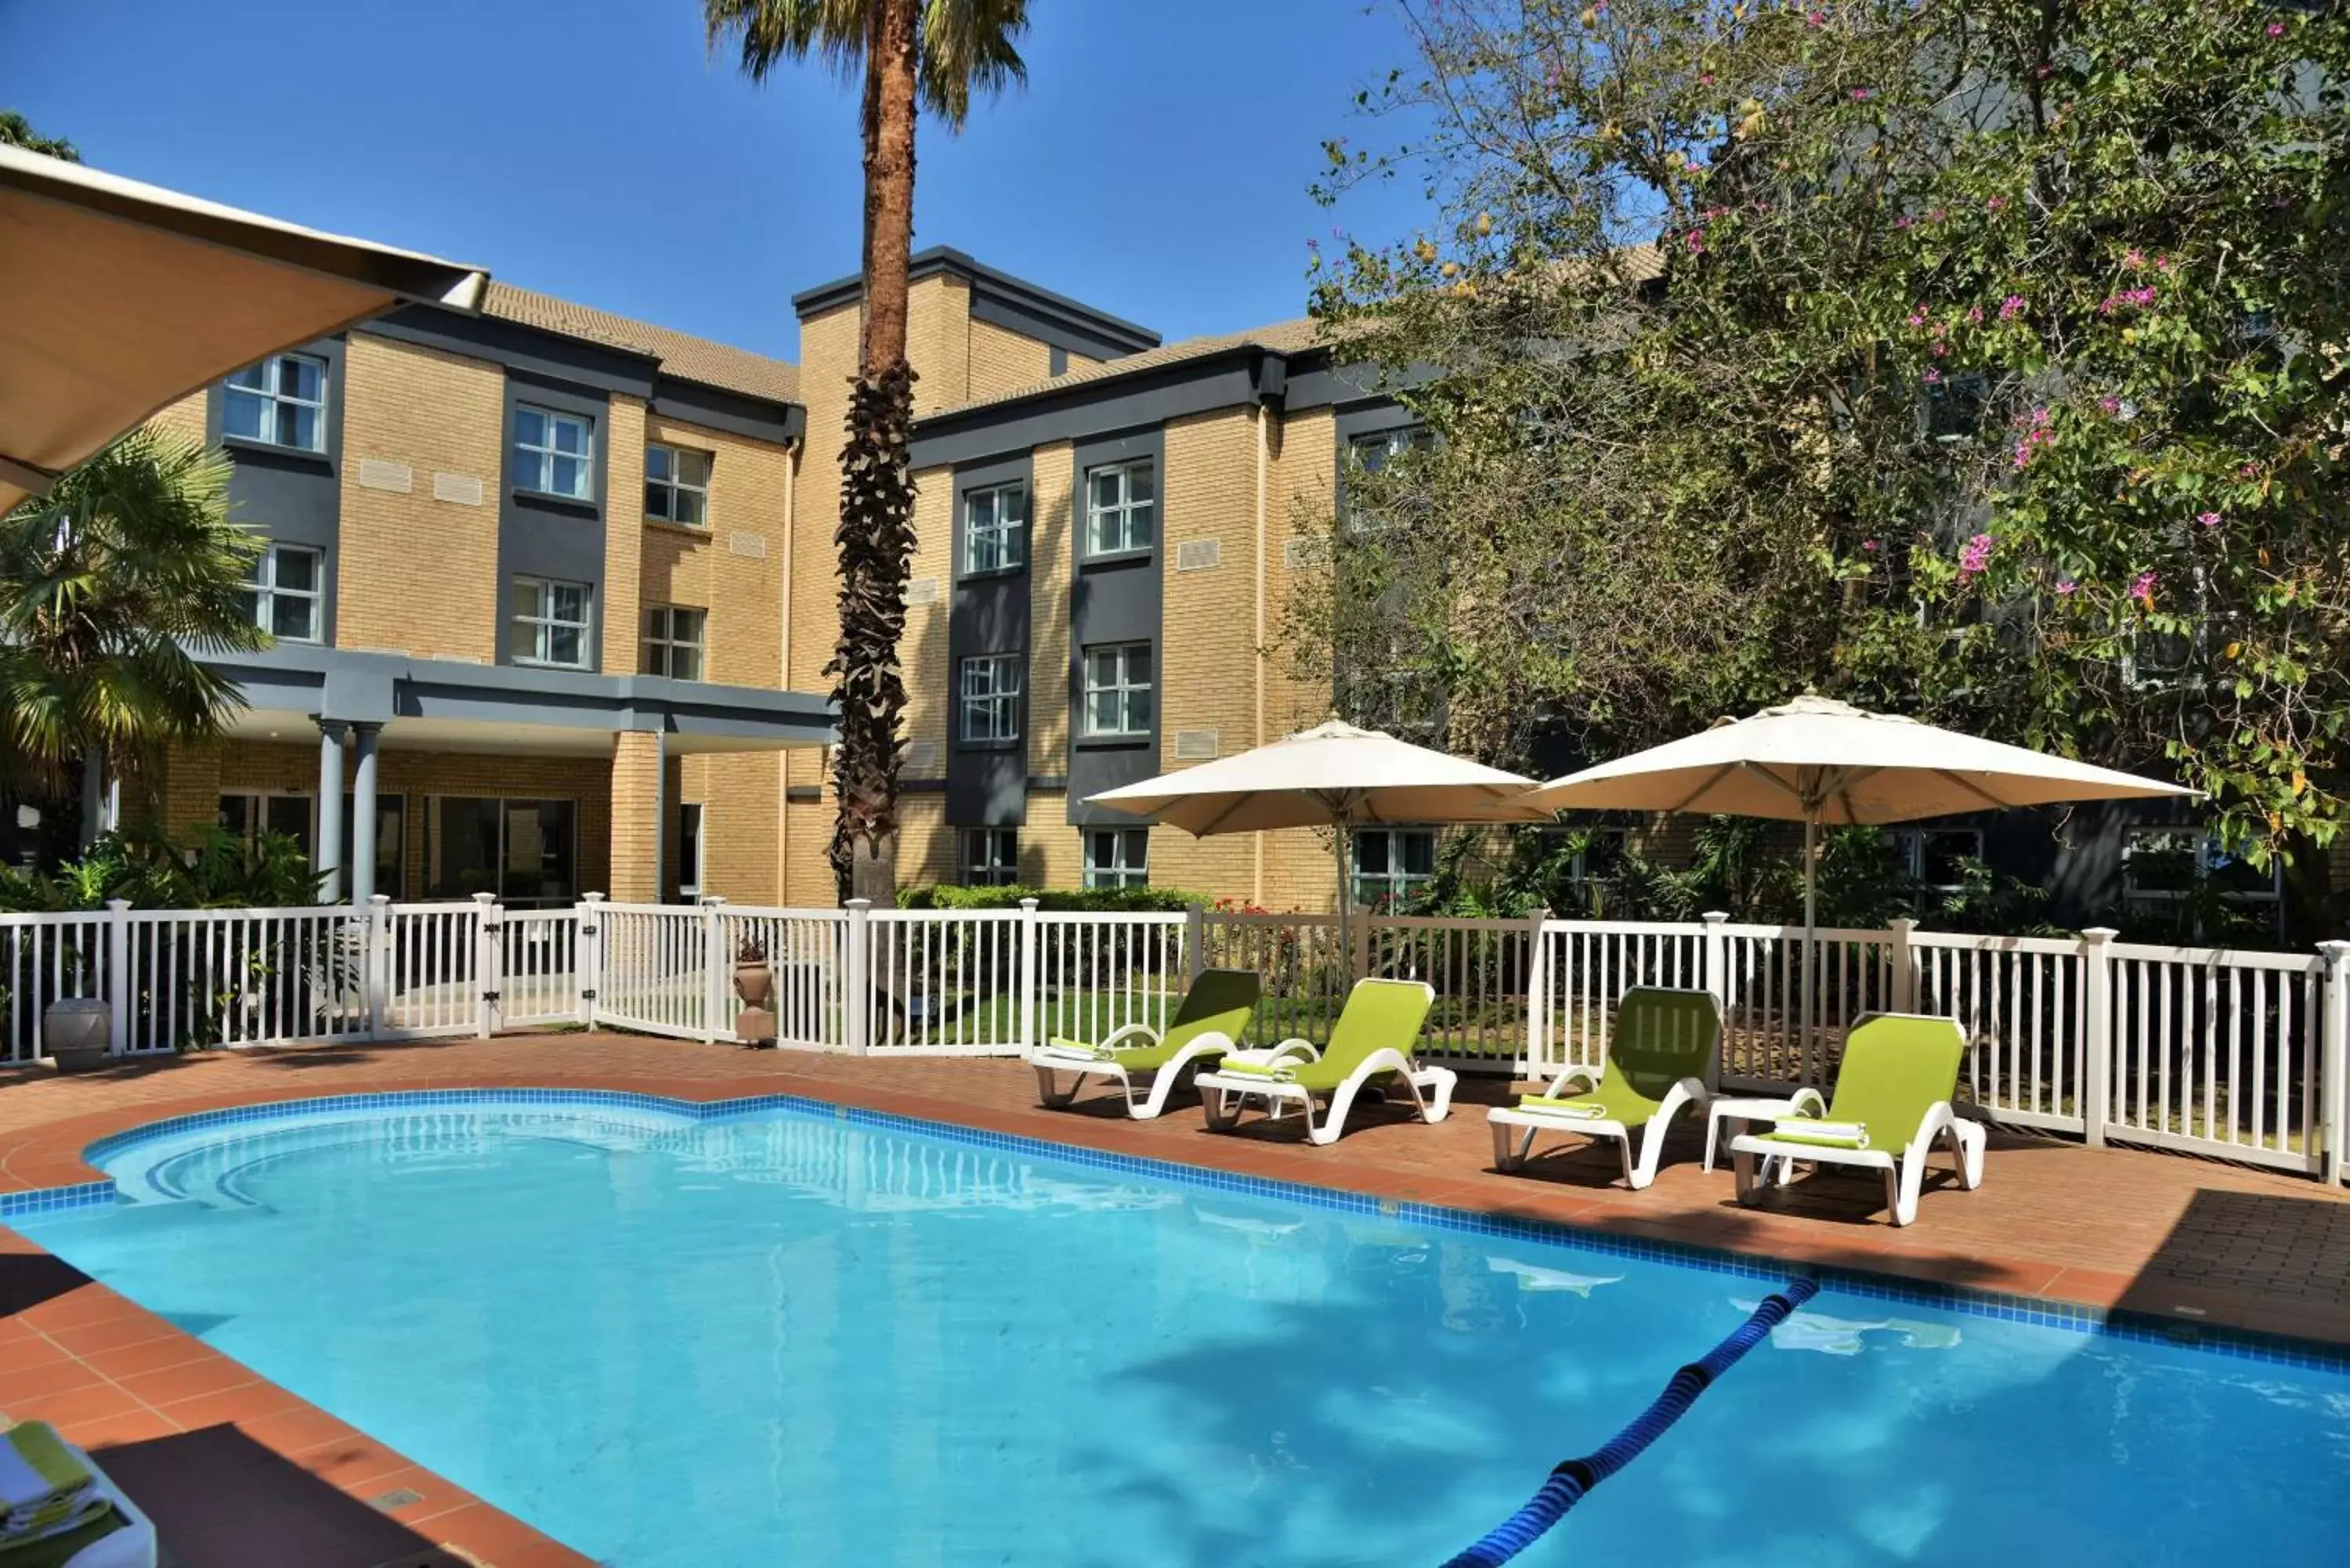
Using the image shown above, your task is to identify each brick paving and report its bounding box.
[3,1032,2348,1564]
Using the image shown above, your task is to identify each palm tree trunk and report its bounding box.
[828,0,922,906]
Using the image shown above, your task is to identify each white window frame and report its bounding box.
[1084,459,1156,556]
[2123,828,2282,910]
[641,605,706,681]
[678,801,705,900]
[1082,641,1153,739]
[1343,425,1434,533]
[242,541,324,644]
[1083,827,1149,890]
[222,352,327,453]
[964,482,1027,575]
[513,405,595,499]
[645,442,711,526]
[511,576,592,669]
[1352,827,1437,908]
[959,652,1022,743]
[217,791,315,850]
[960,827,1019,887]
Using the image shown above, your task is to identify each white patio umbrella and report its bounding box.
[1086,720,1549,965]
[1519,694,2197,1059]
[0,144,489,511]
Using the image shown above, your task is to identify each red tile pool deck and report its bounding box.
[4,1033,2348,1565]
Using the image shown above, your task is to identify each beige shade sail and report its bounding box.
[0,145,490,513]
[1520,695,2194,823]
[1088,720,1546,836]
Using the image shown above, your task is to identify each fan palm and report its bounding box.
[707,0,1029,903]
[0,429,266,805]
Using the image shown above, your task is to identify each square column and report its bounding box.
[314,720,346,904]
[348,723,381,906]
[609,729,665,903]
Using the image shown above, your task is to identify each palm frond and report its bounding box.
[704,0,875,87]
[917,0,1029,128]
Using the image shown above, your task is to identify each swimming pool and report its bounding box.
[16,1093,2350,1567]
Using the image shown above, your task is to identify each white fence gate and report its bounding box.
[4,895,2344,1187]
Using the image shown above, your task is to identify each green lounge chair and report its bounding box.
[1486,987,1721,1189]
[1027,968,1262,1120]
[1193,977,1450,1146]
[1727,1012,1985,1227]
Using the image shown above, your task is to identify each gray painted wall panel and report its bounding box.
[945,453,1033,826]
[496,372,611,670]
[1067,426,1164,826]
[207,334,347,645]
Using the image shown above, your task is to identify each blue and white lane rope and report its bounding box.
[1437,1276,1821,1568]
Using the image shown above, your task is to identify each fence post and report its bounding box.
[1018,897,1041,1053]
[472,892,499,1039]
[576,894,604,1029]
[1184,901,1206,983]
[845,898,873,1057]
[700,897,728,1045]
[104,899,131,1057]
[1700,909,1730,1013]
[2319,939,2350,1187]
[2081,927,2117,1148]
[1522,907,1551,1075]
[366,894,392,1039]
[1886,916,1918,1014]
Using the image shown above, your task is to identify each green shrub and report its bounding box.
[0,823,321,912]
[895,883,1212,914]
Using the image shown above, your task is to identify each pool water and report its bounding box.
[17,1097,2350,1567]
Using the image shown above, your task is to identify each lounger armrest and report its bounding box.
[1097,1022,1161,1052]
[1904,1100,1958,1165]
[1787,1086,1828,1119]
[1266,1038,1319,1064]
[1538,1065,1602,1098]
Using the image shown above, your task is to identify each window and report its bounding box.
[2124,829,2282,912]
[1082,642,1153,738]
[340,793,405,900]
[1085,459,1155,555]
[513,405,594,499]
[964,482,1026,575]
[240,543,324,643]
[218,793,313,861]
[1889,827,1983,892]
[645,443,711,526]
[960,827,1019,887]
[678,803,704,900]
[512,577,591,668]
[1083,827,1149,889]
[641,605,706,681]
[425,797,577,907]
[1353,828,1437,909]
[959,653,1022,743]
[1343,425,1435,533]
[222,352,327,452]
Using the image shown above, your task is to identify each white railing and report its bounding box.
[3,894,2344,1188]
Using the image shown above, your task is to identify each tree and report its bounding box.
[1302,1,2350,882]
[0,111,79,161]
[0,430,266,797]
[707,0,1029,902]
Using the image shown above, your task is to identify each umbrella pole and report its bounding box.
[1802,811,1818,1087]
[1335,818,1354,986]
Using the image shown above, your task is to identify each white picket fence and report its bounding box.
[4,896,2344,1186]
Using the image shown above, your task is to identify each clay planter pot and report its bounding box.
[734,962,774,1009]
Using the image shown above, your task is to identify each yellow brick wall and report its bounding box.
[900,464,954,775]
[783,304,857,905]
[336,333,504,661]
[965,317,1054,403]
[602,396,647,674]
[895,795,957,886]
[907,273,972,414]
[147,390,208,447]
[1259,405,1343,911]
[609,731,663,901]
[636,414,790,687]
[1026,443,1076,779]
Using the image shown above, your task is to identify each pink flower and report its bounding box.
[1987,196,2007,212]
[2268,20,2285,37]
[1699,72,1714,85]
[1923,367,1943,385]
[2198,511,2222,528]
[1894,214,1914,230]
[1685,228,1706,254]
[1850,87,1872,102]
[1861,540,1880,552]
[2000,294,2026,320]
[1967,305,1984,324]
[1958,533,1995,576]
[1931,340,1949,358]
[1806,9,1824,27]
[1906,309,1927,327]
[2099,395,2121,416]
[2055,578,2078,596]
[2240,462,2260,479]
[2131,571,2158,607]
[1929,208,1947,223]
[2124,247,2146,268]
[2031,406,2052,427]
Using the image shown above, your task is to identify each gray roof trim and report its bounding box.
[651,376,805,447]
[791,246,1160,354]
[365,304,661,399]
[910,346,1282,471]
[203,642,833,744]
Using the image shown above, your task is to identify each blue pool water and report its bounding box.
[16,1097,2350,1567]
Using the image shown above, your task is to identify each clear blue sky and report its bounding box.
[2,0,1431,363]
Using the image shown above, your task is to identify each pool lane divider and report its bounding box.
[1439,1277,1822,1568]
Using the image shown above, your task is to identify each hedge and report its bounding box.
[894,883,1212,914]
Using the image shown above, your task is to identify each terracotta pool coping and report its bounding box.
[3,1040,2348,1562]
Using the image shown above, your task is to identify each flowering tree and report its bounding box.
[1300,0,2350,880]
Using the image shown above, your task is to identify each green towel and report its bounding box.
[1770,1118,1870,1150]
[0,1424,95,1536]
[1515,1095,1609,1119]
[1217,1058,1297,1082]
[1041,1037,1116,1062]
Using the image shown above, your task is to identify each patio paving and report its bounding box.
[2,1031,2347,1564]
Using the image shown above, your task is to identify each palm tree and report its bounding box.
[0,430,266,823]
[0,111,79,161]
[707,0,1029,903]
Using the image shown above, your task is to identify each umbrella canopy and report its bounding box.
[1520,695,2195,822]
[0,145,490,512]
[1089,720,1546,836]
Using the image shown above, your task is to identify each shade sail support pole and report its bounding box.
[1802,811,1819,1086]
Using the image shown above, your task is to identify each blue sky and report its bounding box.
[2,0,1431,363]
